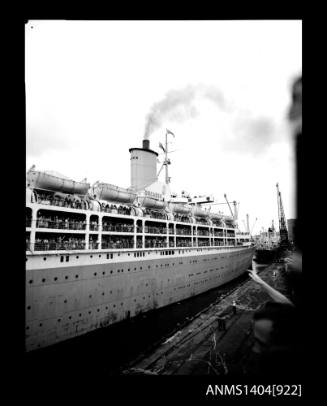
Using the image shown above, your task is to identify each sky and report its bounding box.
[25,20,302,235]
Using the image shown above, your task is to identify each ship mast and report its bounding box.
[157,129,175,185]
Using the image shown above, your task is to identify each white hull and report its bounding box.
[26,245,254,352]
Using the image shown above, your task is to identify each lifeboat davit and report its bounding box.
[26,170,90,195]
[92,183,137,204]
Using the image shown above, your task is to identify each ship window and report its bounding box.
[60,256,64,262]
[66,256,69,262]
[107,254,110,259]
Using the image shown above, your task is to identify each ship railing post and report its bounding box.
[142,219,145,249]
[134,218,137,249]
[174,223,176,248]
[85,212,90,250]
[166,221,169,248]
[98,213,102,250]
[30,207,37,249]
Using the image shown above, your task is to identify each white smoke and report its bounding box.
[144,84,227,139]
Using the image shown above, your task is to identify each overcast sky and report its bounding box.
[25,20,302,234]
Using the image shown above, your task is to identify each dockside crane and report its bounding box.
[276,183,289,249]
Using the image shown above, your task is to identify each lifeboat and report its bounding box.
[209,212,223,221]
[168,203,192,215]
[192,206,209,218]
[92,183,137,204]
[139,196,166,209]
[26,170,90,195]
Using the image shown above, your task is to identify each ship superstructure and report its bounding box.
[26,132,255,352]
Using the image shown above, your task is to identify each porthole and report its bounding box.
[102,292,105,296]
[113,304,116,308]
[65,276,68,280]
[89,295,92,298]
[64,299,67,303]
[75,275,79,278]
[69,316,72,320]
[102,271,105,275]
[57,319,61,322]
[90,255,93,258]
[94,272,97,276]
[99,255,101,258]
[88,311,92,314]
[27,306,31,310]
[54,277,58,281]
[42,278,46,283]
[28,280,33,284]
[76,256,79,259]
[110,270,113,274]
[26,326,29,330]
[39,323,43,327]
[105,306,108,310]
[79,313,82,317]
[43,257,47,261]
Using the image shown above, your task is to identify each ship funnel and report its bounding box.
[129,139,158,192]
[143,139,150,150]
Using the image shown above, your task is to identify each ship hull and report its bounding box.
[26,245,255,352]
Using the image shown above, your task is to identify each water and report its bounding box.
[25,261,272,376]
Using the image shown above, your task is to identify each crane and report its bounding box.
[250,217,257,235]
[276,183,289,249]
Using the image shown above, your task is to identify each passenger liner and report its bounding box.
[26,133,255,352]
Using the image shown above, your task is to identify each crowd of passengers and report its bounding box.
[176,227,192,235]
[176,238,192,247]
[173,214,191,223]
[213,231,224,237]
[102,221,134,232]
[102,237,134,249]
[37,215,87,230]
[143,208,166,220]
[100,203,131,215]
[35,192,87,210]
[195,218,209,225]
[145,237,166,248]
[197,229,210,236]
[33,236,86,251]
[144,225,166,234]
